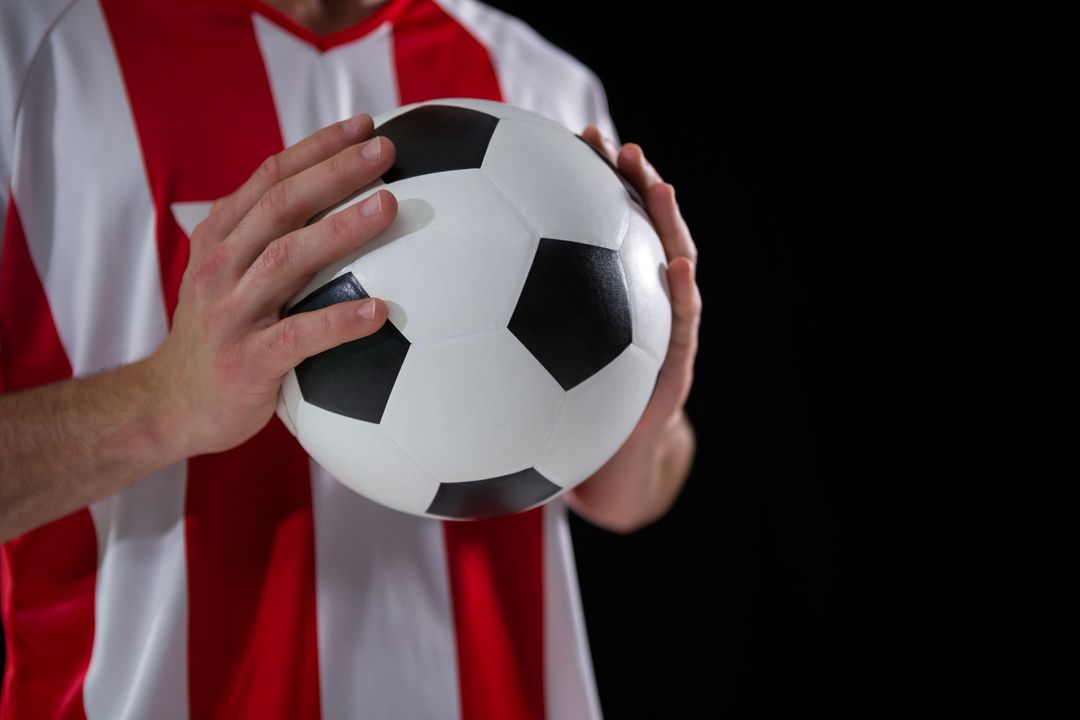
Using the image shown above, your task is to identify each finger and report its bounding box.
[210,113,376,240]
[613,143,696,263]
[644,180,698,266]
[642,257,701,427]
[581,124,619,165]
[235,188,397,317]
[616,142,665,192]
[250,296,388,379]
[227,134,395,276]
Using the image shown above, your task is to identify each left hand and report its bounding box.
[565,125,702,531]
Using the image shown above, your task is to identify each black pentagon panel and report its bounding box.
[287,273,410,423]
[575,134,646,211]
[509,238,632,390]
[426,468,562,519]
[374,105,499,183]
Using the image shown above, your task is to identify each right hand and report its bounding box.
[148,112,397,457]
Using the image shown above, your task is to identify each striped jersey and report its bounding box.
[0,0,622,717]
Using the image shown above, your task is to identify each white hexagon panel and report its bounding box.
[620,200,673,363]
[481,118,631,250]
[290,171,539,344]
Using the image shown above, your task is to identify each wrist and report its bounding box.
[128,355,197,465]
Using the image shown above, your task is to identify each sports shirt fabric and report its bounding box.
[0,0,621,717]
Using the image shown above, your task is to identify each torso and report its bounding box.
[0,1,618,717]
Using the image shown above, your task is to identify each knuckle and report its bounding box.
[676,276,702,315]
[254,153,282,185]
[254,236,292,277]
[275,317,302,357]
[319,308,338,340]
[690,288,703,316]
[191,248,224,291]
[647,182,670,207]
[259,179,292,219]
[328,147,351,178]
[623,142,644,162]
[326,210,351,244]
[190,214,220,248]
[209,194,229,218]
[671,328,694,355]
[338,113,371,138]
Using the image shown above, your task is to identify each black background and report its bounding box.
[3,2,1074,716]
[488,1,1073,717]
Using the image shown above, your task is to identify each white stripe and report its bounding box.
[13,0,167,376]
[254,15,463,718]
[85,465,189,720]
[432,0,622,145]
[310,463,462,719]
[11,1,189,717]
[170,201,213,239]
[0,0,79,244]
[544,496,604,720]
[256,7,613,718]
[433,4,611,716]
[252,12,400,148]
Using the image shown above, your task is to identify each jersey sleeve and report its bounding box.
[437,1,623,147]
[0,0,72,386]
[581,68,621,148]
[1,0,71,257]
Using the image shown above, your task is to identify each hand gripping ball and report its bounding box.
[276,98,672,520]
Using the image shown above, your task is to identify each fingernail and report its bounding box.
[360,191,382,216]
[602,136,618,157]
[342,113,367,136]
[361,136,382,161]
[357,298,377,320]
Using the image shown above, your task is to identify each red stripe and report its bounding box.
[442,511,547,720]
[0,203,75,393]
[0,200,96,720]
[394,0,502,105]
[395,3,546,718]
[98,2,320,716]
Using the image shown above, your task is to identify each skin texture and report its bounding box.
[260,2,705,531]
[564,127,701,534]
[0,114,398,542]
[0,3,702,540]
[260,0,390,35]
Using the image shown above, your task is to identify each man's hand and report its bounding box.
[0,113,399,542]
[565,125,702,533]
[148,113,398,458]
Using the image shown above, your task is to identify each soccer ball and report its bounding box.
[276,98,671,520]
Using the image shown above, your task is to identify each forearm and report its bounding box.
[0,115,395,543]
[0,359,182,542]
[566,409,696,534]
